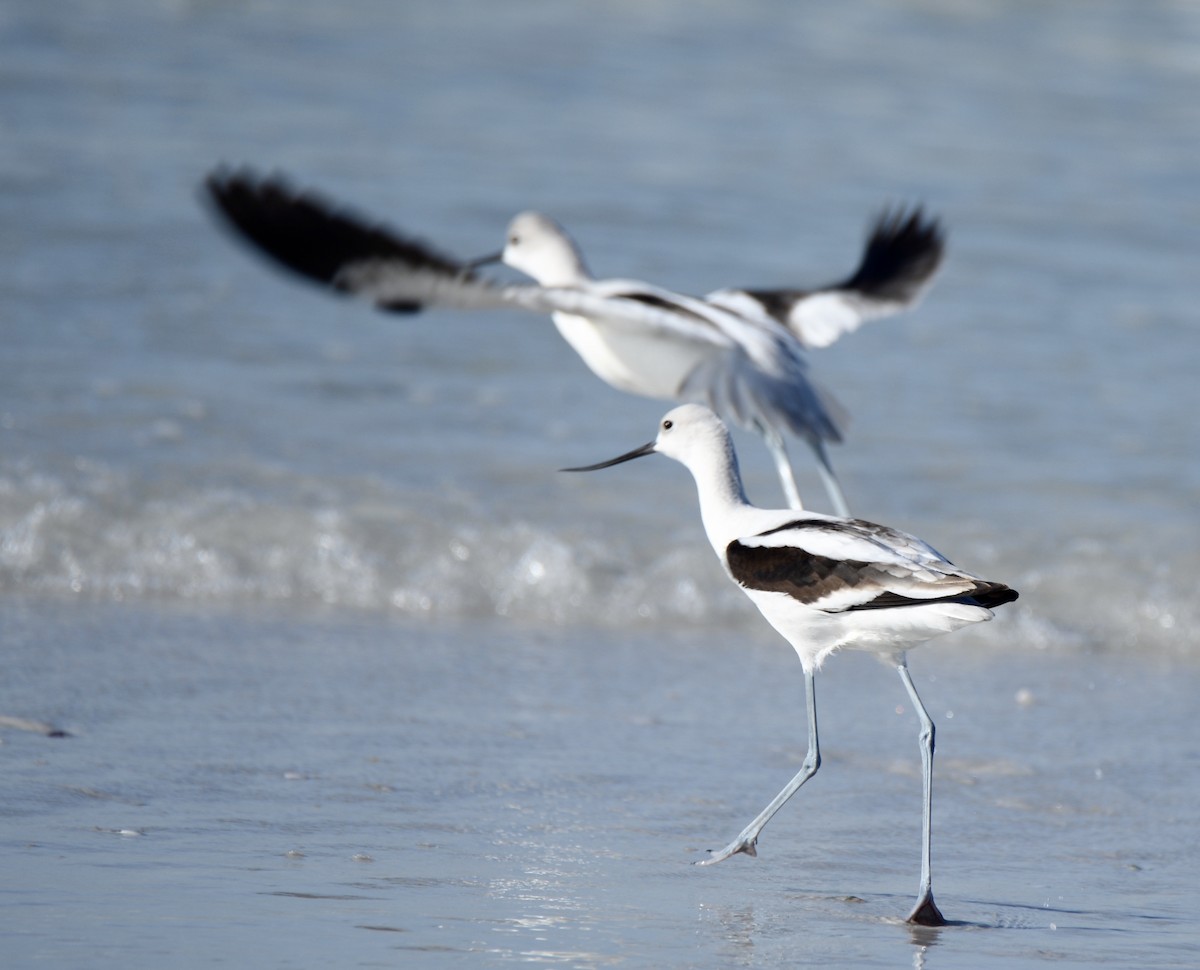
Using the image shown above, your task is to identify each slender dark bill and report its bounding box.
[560,441,656,473]
[463,251,504,270]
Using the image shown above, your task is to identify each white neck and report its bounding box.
[532,246,591,287]
[683,434,752,553]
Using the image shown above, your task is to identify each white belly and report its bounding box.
[551,312,709,400]
[745,587,994,672]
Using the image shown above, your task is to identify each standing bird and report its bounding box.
[203,169,944,514]
[563,404,1017,926]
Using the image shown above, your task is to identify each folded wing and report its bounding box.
[726,518,1016,614]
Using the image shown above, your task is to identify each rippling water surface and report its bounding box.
[2,2,1198,967]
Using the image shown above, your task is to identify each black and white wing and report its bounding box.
[706,206,945,349]
[725,517,1016,614]
[202,168,733,348]
[204,168,469,313]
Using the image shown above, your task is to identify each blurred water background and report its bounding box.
[2,2,1198,967]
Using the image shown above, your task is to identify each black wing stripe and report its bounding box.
[752,518,835,539]
[726,541,880,606]
[622,292,721,328]
[734,287,810,327]
[838,583,1018,612]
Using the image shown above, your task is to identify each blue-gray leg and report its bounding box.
[898,660,948,926]
[759,425,805,510]
[808,437,850,518]
[756,423,850,516]
[697,666,820,865]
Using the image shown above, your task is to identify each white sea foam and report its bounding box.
[0,460,1190,659]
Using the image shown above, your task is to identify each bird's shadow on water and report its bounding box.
[699,890,1168,970]
[912,895,1166,931]
[874,893,1172,941]
[784,889,1163,934]
[868,896,1169,970]
[801,890,1073,931]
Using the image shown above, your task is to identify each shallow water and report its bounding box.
[4,603,1198,968]
[2,0,1199,965]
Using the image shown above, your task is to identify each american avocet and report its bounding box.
[563,403,1017,926]
[203,169,943,515]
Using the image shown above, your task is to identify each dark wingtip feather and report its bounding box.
[830,580,1016,613]
[970,583,1018,609]
[866,579,1018,612]
[841,205,946,302]
[732,204,947,328]
[201,166,469,305]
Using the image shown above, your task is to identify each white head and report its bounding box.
[501,211,591,287]
[648,404,733,466]
[562,404,738,478]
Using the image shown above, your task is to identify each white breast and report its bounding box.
[550,311,708,399]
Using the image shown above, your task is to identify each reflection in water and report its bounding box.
[697,898,953,968]
[699,903,758,966]
[486,845,615,966]
[907,922,944,970]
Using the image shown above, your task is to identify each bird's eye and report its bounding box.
[508,235,519,246]
[662,419,673,431]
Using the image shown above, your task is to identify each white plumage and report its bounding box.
[564,403,1017,926]
[204,170,944,515]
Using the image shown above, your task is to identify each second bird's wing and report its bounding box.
[705,206,945,349]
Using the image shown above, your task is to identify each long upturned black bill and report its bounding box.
[560,441,656,473]
[463,251,504,270]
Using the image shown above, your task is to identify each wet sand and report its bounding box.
[2,602,1195,968]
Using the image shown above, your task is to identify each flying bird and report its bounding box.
[563,403,1017,926]
[204,169,944,514]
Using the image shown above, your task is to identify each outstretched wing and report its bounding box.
[706,206,945,349]
[202,168,734,350]
[204,168,467,312]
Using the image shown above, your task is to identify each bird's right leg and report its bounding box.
[759,425,805,510]
[807,437,850,518]
[696,666,820,865]
[897,660,948,926]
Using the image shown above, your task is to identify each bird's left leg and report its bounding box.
[697,665,820,865]
[897,659,948,926]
